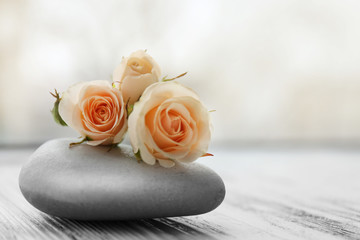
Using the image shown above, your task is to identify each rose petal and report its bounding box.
[158,159,175,168]
[86,138,109,146]
[121,74,158,104]
[139,142,156,165]
[58,81,88,129]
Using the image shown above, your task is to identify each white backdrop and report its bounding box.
[1,0,360,145]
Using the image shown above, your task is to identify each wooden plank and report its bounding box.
[0,147,360,239]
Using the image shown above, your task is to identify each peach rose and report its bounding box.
[128,82,211,168]
[59,80,127,146]
[112,50,161,105]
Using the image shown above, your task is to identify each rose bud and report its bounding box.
[112,50,161,105]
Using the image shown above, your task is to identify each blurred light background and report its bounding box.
[1,0,360,147]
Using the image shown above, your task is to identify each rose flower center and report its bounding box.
[96,104,110,122]
[81,96,117,131]
[162,111,184,138]
[128,57,152,74]
[145,104,196,153]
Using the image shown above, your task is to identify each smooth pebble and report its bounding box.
[19,138,226,220]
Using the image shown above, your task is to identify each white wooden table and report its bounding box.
[1,146,360,240]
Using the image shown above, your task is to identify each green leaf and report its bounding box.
[107,143,118,152]
[69,136,93,148]
[50,89,67,126]
[161,75,168,81]
[85,136,93,141]
[162,72,187,82]
[125,97,134,118]
[127,104,134,117]
[134,150,142,162]
[69,137,86,148]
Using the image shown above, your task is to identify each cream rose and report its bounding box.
[112,50,161,105]
[59,80,127,146]
[128,82,211,168]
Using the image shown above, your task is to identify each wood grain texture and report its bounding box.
[1,147,360,239]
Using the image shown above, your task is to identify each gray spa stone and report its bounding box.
[19,138,225,220]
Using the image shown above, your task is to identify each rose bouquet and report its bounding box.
[51,50,213,168]
[19,50,224,221]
